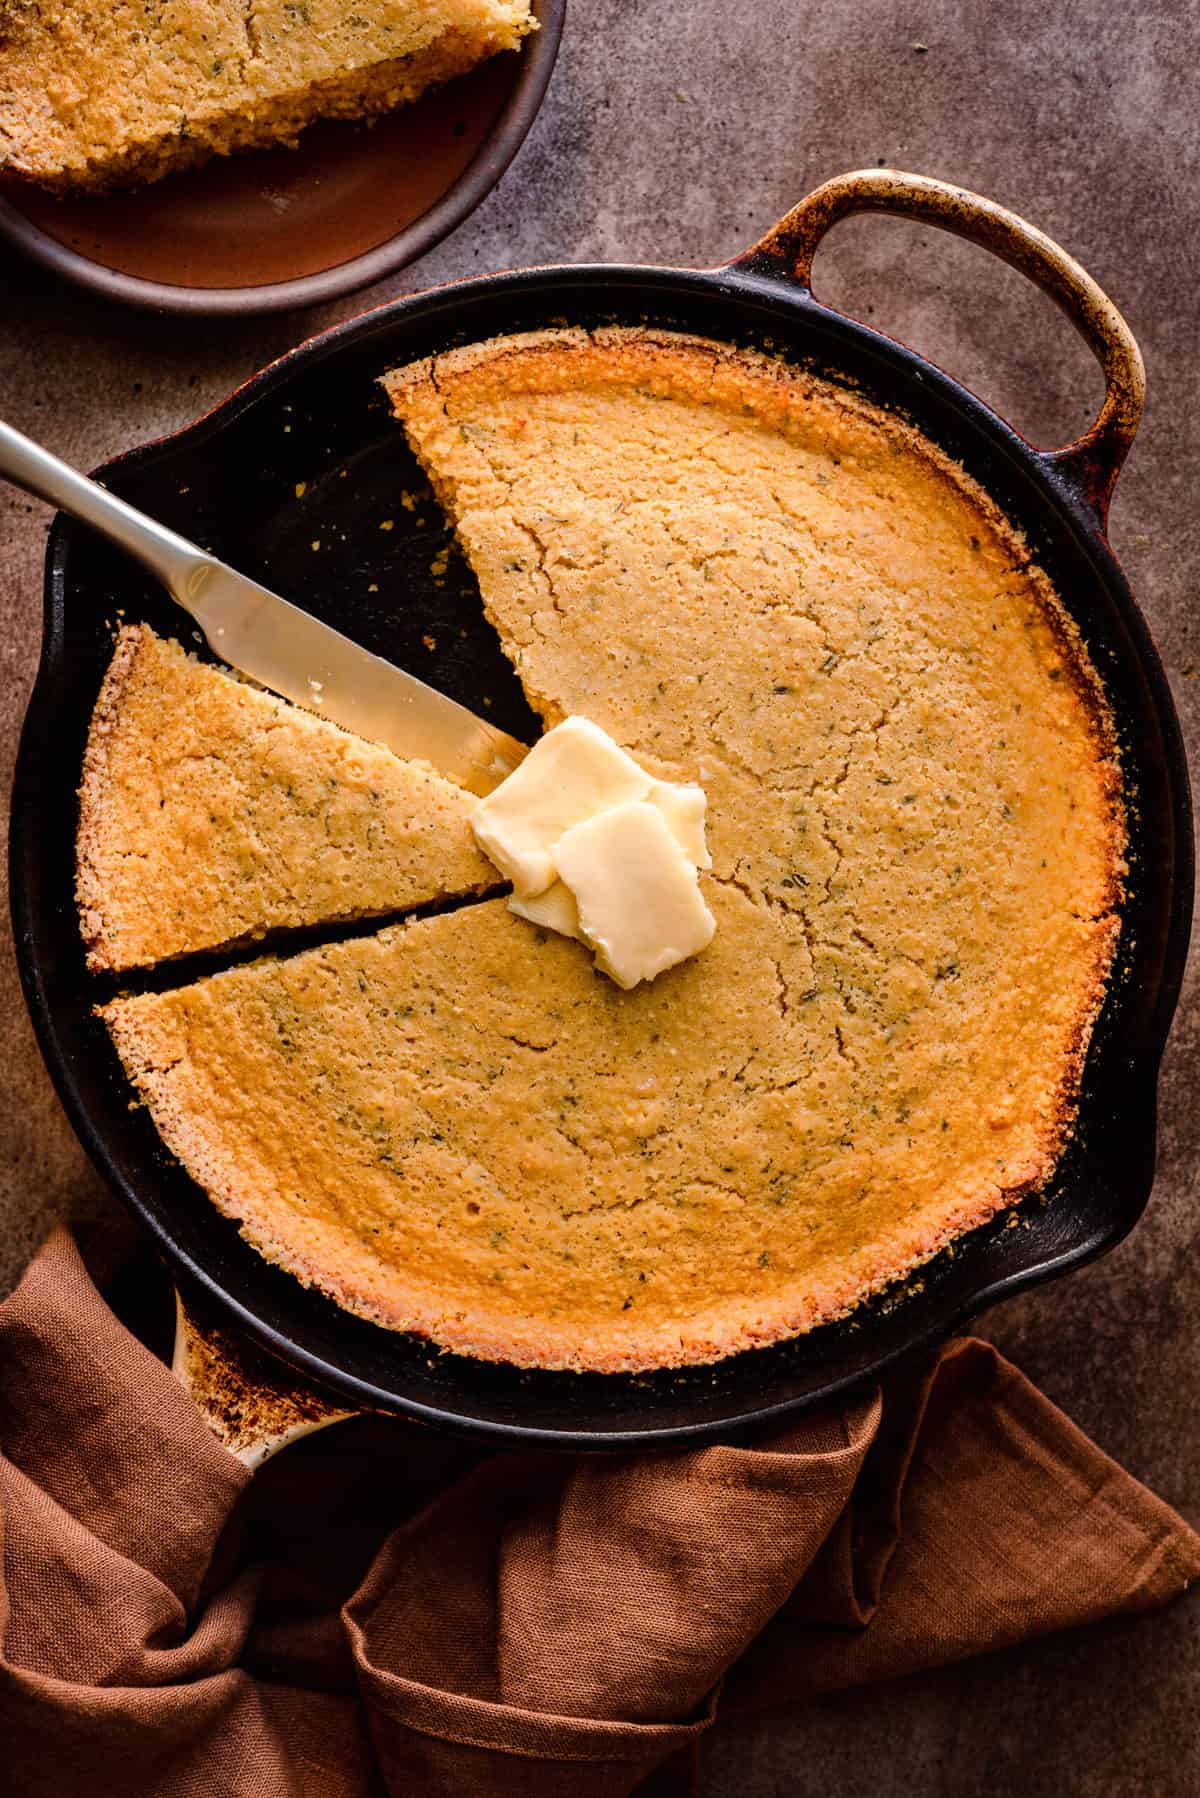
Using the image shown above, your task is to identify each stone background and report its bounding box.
[1,4,1196,1791]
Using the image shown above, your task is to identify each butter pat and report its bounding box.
[555,801,716,989]
[470,716,651,897]
[470,714,715,987]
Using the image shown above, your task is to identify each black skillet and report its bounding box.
[10,171,1194,1450]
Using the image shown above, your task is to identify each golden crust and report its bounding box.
[99,328,1125,1372]
[77,624,494,972]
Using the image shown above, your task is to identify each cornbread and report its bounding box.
[78,625,494,971]
[98,328,1124,1371]
[0,0,535,192]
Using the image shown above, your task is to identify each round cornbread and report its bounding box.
[99,328,1124,1372]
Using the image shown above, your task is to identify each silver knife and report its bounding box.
[0,418,529,797]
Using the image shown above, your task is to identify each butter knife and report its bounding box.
[0,418,528,797]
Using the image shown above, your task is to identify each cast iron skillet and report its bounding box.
[10,171,1194,1449]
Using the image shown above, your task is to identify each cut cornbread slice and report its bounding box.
[77,625,494,971]
[0,1,535,193]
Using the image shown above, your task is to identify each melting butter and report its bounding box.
[471,716,715,987]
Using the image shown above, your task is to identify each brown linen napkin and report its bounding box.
[1,1227,1197,1798]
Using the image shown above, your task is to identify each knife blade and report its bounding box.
[181,559,528,796]
[0,417,530,797]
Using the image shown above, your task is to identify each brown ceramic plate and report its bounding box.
[0,0,563,316]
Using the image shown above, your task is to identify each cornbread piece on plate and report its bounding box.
[96,329,1123,1372]
[0,0,535,192]
[78,625,493,972]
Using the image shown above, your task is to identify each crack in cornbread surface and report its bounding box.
[0,0,534,191]
[100,328,1123,1371]
[78,624,494,971]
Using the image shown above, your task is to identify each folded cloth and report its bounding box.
[1,1228,1196,1798]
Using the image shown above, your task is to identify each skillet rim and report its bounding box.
[10,258,1195,1446]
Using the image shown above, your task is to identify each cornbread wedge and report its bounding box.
[77,626,494,971]
[0,0,534,192]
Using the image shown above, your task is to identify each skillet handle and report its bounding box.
[172,1289,354,1471]
[729,169,1145,526]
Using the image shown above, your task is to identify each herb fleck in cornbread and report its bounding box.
[78,625,494,971]
[0,0,534,192]
[98,329,1124,1371]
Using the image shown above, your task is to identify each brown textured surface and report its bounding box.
[0,0,1197,1790]
[173,1293,348,1461]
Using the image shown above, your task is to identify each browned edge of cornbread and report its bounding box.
[77,624,148,972]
